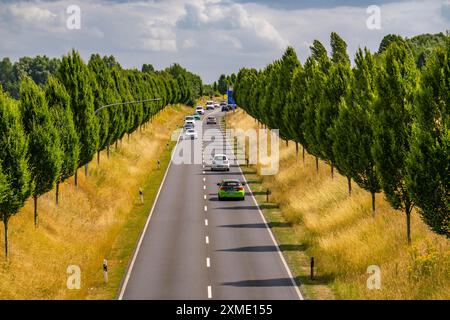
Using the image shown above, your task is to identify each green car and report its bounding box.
[192,113,201,120]
[217,179,246,201]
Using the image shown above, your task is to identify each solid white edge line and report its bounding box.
[117,128,181,300]
[223,120,304,301]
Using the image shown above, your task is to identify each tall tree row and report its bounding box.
[234,33,450,241]
[0,50,198,257]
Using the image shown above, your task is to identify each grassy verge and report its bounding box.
[226,109,449,300]
[0,104,191,299]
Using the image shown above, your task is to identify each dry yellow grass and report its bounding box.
[0,104,191,299]
[227,109,449,300]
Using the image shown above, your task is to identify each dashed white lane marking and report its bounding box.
[204,205,208,212]
[207,286,212,299]
[206,257,211,268]
[205,236,209,244]
[205,219,208,226]
[203,164,205,168]
[204,194,207,200]
[203,177,206,182]
[203,171,205,174]
[203,185,206,190]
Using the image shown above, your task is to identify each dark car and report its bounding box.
[221,105,230,112]
[206,116,217,124]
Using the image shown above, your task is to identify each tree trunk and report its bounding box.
[74,169,78,187]
[97,150,100,165]
[315,157,319,173]
[331,164,334,179]
[285,139,288,147]
[34,195,38,228]
[347,176,352,196]
[56,181,60,206]
[302,146,305,164]
[115,140,118,149]
[406,206,412,245]
[371,192,376,216]
[295,142,299,158]
[85,163,89,177]
[3,217,9,259]
[107,145,110,159]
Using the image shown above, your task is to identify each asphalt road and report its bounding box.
[118,109,303,300]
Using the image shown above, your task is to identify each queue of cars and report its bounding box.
[181,102,246,201]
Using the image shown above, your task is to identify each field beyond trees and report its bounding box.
[0,105,190,299]
[227,109,449,299]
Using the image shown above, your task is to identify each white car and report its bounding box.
[195,106,205,115]
[185,119,195,127]
[206,101,214,110]
[211,154,230,171]
[183,128,198,140]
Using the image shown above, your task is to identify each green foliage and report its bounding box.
[218,74,228,95]
[58,50,99,167]
[45,76,79,183]
[235,32,449,240]
[0,89,31,217]
[20,77,62,198]
[331,48,381,198]
[406,38,450,237]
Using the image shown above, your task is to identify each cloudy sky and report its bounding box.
[0,0,448,83]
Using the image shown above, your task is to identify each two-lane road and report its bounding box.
[118,109,302,300]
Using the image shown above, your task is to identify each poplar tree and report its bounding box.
[302,41,330,172]
[284,64,307,160]
[58,50,99,181]
[271,47,300,142]
[20,77,62,227]
[406,38,450,237]
[332,48,381,207]
[0,89,31,257]
[45,76,79,205]
[372,43,420,244]
[316,33,352,179]
[87,58,110,164]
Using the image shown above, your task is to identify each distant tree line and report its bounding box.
[203,73,237,98]
[234,32,449,243]
[0,50,199,258]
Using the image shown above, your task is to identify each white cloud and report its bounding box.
[0,0,447,83]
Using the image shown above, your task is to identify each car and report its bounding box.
[206,116,217,124]
[183,123,194,131]
[192,113,201,120]
[214,103,220,108]
[195,106,205,114]
[221,105,230,112]
[211,154,230,171]
[206,103,214,110]
[219,101,227,107]
[205,101,214,109]
[185,119,195,127]
[217,179,246,201]
[183,128,198,140]
[185,115,195,122]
